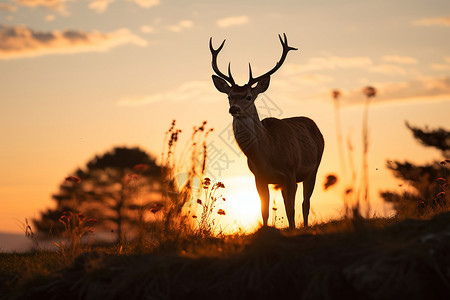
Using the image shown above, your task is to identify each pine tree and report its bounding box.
[381,122,450,216]
[34,147,162,242]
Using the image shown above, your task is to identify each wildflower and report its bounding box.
[222,197,226,201]
[62,211,73,218]
[202,177,211,189]
[217,209,226,216]
[123,173,140,185]
[436,192,446,199]
[345,188,353,195]
[59,215,69,225]
[77,213,86,222]
[130,174,140,180]
[272,206,278,211]
[192,215,197,219]
[437,178,447,184]
[65,176,81,184]
[197,199,202,205]
[150,203,163,214]
[216,182,225,189]
[324,174,338,190]
[440,160,450,167]
[362,86,377,98]
[134,164,149,172]
[331,89,341,100]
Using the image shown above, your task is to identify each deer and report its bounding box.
[210,34,324,229]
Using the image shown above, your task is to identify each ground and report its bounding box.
[1,212,450,300]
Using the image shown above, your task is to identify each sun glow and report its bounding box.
[219,176,263,234]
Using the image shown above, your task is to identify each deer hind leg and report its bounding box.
[281,180,298,230]
[302,169,318,227]
[255,178,270,227]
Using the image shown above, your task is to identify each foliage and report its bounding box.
[406,122,450,156]
[382,123,450,217]
[34,146,162,243]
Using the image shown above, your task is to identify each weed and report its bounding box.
[194,178,227,236]
[54,211,97,259]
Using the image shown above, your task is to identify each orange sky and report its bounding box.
[1,0,450,236]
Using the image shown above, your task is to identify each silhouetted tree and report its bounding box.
[381,122,450,216]
[34,146,162,242]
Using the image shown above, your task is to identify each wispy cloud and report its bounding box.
[167,20,193,33]
[431,64,450,71]
[216,16,249,28]
[413,17,450,27]
[0,3,18,12]
[14,0,68,14]
[295,74,334,86]
[88,0,114,13]
[341,76,450,105]
[382,55,418,64]
[0,25,147,60]
[284,56,373,74]
[368,64,406,75]
[45,14,56,21]
[118,80,217,106]
[140,25,156,33]
[126,0,159,8]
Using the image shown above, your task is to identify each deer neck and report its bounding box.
[232,112,267,158]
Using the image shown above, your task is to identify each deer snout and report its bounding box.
[229,106,241,116]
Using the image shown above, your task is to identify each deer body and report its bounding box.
[210,34,324,228]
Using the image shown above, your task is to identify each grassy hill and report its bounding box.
[2,212,450,300]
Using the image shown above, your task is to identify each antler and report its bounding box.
[209,37,235,85]
[247,33,297,86]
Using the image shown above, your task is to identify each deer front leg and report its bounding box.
[281,180,298,230]
[255,178,270,227]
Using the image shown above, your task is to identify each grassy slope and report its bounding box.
[2,212,450,300]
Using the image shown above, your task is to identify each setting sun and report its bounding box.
[220,176,262,233]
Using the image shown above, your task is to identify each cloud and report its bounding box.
[140,25,156,33]
[382,55,418,64]
[45,14,56,22]
[126,0,159,8]
[14,0,68,14]
[88,0,114,13]
[413,17,450,27]
[0,25,148,60]
[0,3,18,12]
[368,64,406,75]
[285,55,413,76]
[118,80,218,106]
[295,74,334,86]
[284,56,373,74]
[167,20,193,33]
[216,16,249,28]
[431,64,450,71]
[340,76,450,105]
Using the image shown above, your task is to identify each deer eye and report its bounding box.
[246,95,252,101]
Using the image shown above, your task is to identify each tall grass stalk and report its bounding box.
[332,89,347,179]
[159,120,214,241]
[361,86,377,217]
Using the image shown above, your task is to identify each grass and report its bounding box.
[2,212,450,300]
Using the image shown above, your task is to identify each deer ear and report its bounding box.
[212,75,231,94]
[253,76,270,94]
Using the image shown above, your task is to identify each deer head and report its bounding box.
[210,34,297,119]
